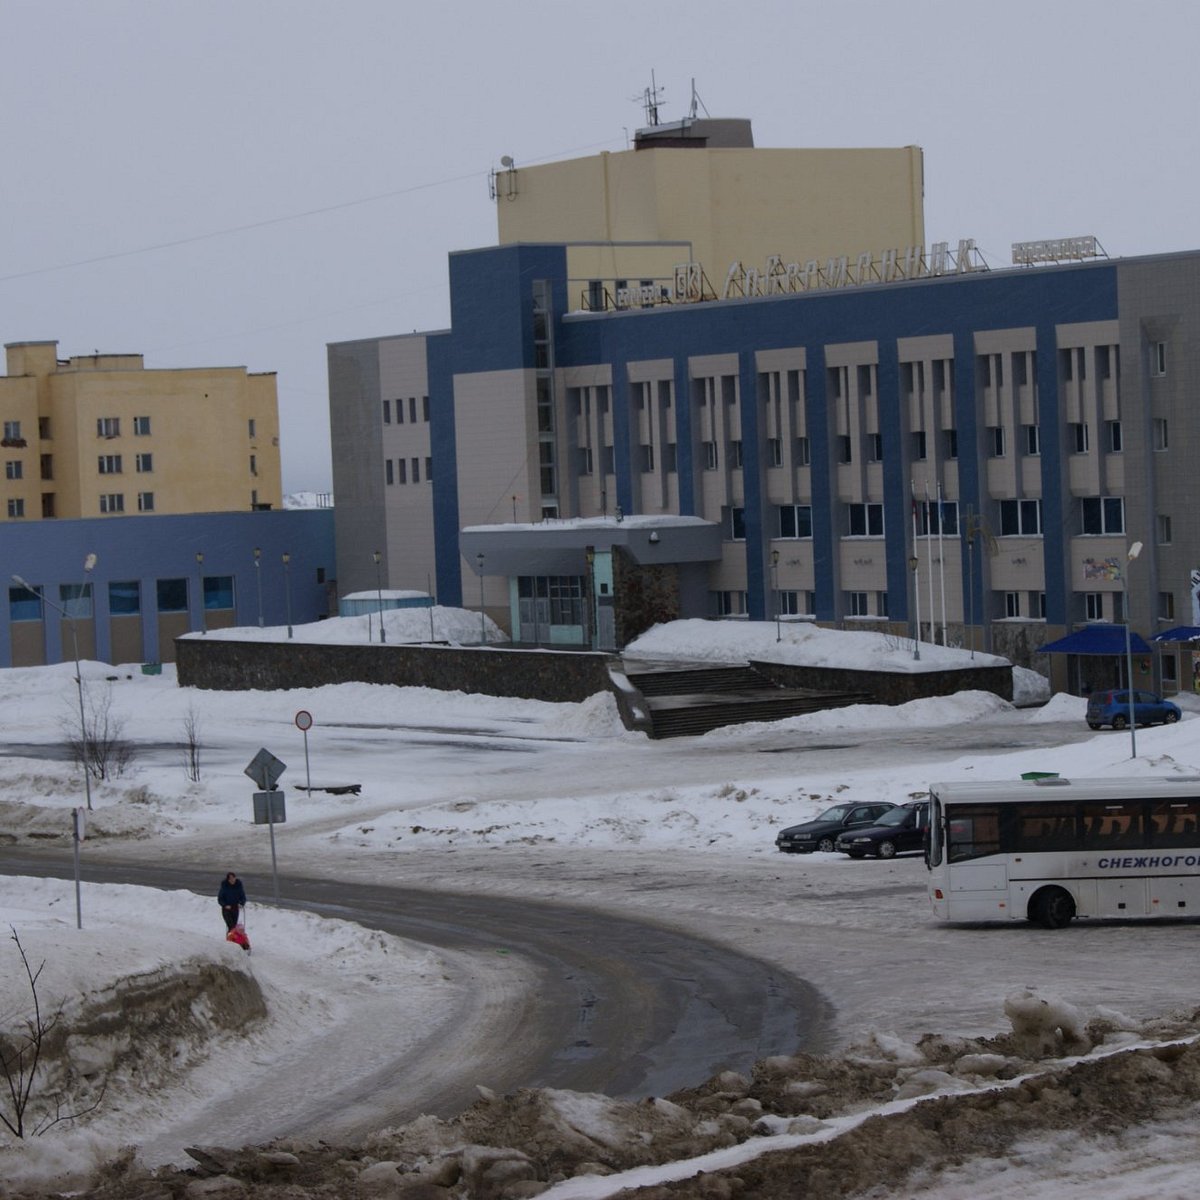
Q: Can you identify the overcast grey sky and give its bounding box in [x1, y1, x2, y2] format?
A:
[4, 1, 1198, 495]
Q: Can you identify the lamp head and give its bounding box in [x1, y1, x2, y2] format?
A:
[83, 553, 97, 573]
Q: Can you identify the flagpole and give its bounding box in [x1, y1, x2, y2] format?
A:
[937, 480, 948, 645]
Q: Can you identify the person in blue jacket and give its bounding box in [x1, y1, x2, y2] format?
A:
[218, 871, 246, 932]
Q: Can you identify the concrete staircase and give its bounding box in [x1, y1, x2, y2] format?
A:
[621, 659, 870, 739]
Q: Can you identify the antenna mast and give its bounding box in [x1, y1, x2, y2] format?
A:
[642, 70, 664, 126]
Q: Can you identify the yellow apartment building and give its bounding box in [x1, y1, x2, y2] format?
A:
[0, 341, 282, 520]
[494, 117, 925, 311]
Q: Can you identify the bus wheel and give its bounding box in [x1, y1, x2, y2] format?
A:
[1031, 887, 1076, 929]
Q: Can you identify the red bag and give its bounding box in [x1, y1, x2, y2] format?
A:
[226, 924, 251, 953]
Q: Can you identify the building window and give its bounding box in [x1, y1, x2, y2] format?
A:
[5, 460, 21, 480]
[1157, 514, 1172, 545]
[100, 493, 124, 513]
[918, 500, 959, 536]
[410, 457, 420, 484]
[713, 590, 747, 617]
[999, 498, 1043, 536]
[108, 580, 140, 615]
[1160, 591, 1176, 621]
[868, 433, 884, 463]
[987, 426, 1005, 457]
[385, 459, 394, 485]
[382, 400, 391, 424]
[204, 576, 235, 610]
[409, 397, 417, 423]
[97, 417, 120, 438]
[767, 437, 783, 467]
[59, 583, 93, 619]
[1034, 591, 1047, 619]
[247, 418, 255, 438]
[137, 491, 154, 511]
[601, 445, 614, 475]
[1085, 592, 1104, 621]
[777, 590, 800, 616]
[877, 591, 890, 618]
[847, 503, 884, 537]
[779, 504, 813, 539]
[725, 506, 746, 541]
[134, 415, 151, 436]
[1105, 420, 1122, 453]
[135, 453, 153, 473]
[640, 443, 655, 473]
[38, 417, 51, 439]
[1003, 591, 1021, 618]
[425, 456, 433, 481]
[910, 431, 926, 461]
[98, 455, 122, 474]
[7, 498, 24, 518]
[838, 435, 853, 464]
[578, 447, 592, 476]
[1024, 425, 1040, 456]
[703, 441, 718, 470]
[1163, 653, 1179, 686]
[795, 436, 811, 466]
[9, 583, 40, 620]
[943, 428, 958, 460]
[730, 440, 743, 468]
[250, 454, 258, 477]
[40, 455, 52, 481]
[1153, 418, 1169, 451]
[156, 578, 188, 613]
[847, 591, 870, 617]
[397, 458, 407, 484]
[395, 398, 405, 424]
[1081, 496, 1125, 535]
[1070, 423, 1089, 454]
[1151, 340, 1167, 377]
[3, 421, 20, 441]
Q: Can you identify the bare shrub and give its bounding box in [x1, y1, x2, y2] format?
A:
[0, 927, 105, 1138]
[182, 704, 202, 782]
[61, 683, 134, 782]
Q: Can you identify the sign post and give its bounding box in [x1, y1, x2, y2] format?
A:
[72, 807, 85, 930]
[244, 749, 287, 903]
[295, 710, 313, 794]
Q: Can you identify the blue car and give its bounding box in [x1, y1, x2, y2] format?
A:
[1086, 689, 1181, 731]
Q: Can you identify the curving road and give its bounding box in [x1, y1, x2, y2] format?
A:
[0, 852, 831, 1140]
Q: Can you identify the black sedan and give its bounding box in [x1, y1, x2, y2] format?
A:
[775, 802, 897, 854]
[835, 800, 930, 859]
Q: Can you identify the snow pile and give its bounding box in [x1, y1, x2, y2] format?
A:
[626, 618, 1009, 673]
[183, 604, 503, 646]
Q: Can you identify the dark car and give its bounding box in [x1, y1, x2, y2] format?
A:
[835, 800, 930, 859]
[775, 802, 896, 854]
[1086, 689, 1181, 731]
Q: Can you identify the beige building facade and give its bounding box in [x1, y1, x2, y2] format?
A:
[0, 341, 281, 521]
[495, 118, 925, 312]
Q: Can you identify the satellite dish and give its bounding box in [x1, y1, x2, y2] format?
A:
[500, 155, 514, 168]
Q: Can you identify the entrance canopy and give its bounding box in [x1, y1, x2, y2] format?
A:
[1151, 626, 1200, 643]
[1039, 625, 1153, 655]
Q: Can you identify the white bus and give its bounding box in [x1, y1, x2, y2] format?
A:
[927, 776, 1200, 928]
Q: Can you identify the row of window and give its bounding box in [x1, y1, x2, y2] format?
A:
[2, 416, 260, 443]
[385, 457, 433, 486]
[9, 575, 235, 621]
[382, 396, 430, 425]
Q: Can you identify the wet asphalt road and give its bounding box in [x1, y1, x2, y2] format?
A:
[0, 852, 831, 1128]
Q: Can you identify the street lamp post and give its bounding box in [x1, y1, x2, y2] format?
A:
[13, 557, 96, 815]
[771, 549, 781, 642]
[1123, 540, 1144, 759]
[372, 550, 386, 643]
[253, 546, 263, 628]
[195, 551, 205, 634]
[282, 552, 293, 639]
[910, 555, 921, 661]
[476, 551, 486, 644]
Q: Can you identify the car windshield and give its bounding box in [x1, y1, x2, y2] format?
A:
[816, 804, 855, 822]
[876, 806, 912, 827]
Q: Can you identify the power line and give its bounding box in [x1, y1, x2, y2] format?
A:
[0, 136, 623, 285]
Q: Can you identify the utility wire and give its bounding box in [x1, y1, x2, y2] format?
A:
[0, 136, 623, 285]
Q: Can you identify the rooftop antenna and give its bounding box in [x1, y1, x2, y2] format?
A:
[641, 70, 664, 126]
[689, 79, 710, 119]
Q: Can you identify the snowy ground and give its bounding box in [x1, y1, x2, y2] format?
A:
[2, 614, 1200, 1196]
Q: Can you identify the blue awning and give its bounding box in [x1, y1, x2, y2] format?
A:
[1039, 626, 1153, 655]
[1151, 626, 1200, 643]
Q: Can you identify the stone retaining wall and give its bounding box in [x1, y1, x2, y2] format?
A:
[175, 638, 616, 704]
[748, 659, 1013, 705]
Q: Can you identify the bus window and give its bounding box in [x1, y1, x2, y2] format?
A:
[1149, 800, 1200, 847]
[1080, 803, 1141, 850]
[946, 807, 1001, 862]
[1013, 802, 1076, 852]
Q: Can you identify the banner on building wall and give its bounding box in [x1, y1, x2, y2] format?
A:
[1190, 568, 1200, 624]
[1083, 557, 1121, 582]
